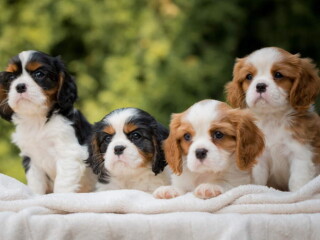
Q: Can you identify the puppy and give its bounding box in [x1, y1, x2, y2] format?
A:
[86, 108, 170, 193]
[226, 47, 320, 191]
[0, 50, 96, 194]
[153, 100, 264, 199]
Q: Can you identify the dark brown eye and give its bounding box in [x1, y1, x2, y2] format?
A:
[213, 131, 224, 139]
[274, 72, 283, 79]
[184, 133, 192, 141]
[246, 74, 253, 81]
[104, 134, 113, 142]
[130, 132, 141, 141]
[33, 70, 45, 80]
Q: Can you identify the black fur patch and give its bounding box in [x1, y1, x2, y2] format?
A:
[22, 156, 31, 173]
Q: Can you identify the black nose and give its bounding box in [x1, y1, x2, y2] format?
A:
[256, 83, 267, 93]
[16, 83, 27, 93]
[114, 145, 126, 155]
[195, 148, 208, 161]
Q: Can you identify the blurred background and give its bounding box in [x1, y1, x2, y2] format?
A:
[0, 0, 319, 183]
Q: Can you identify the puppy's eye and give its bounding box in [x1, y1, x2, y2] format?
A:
[130, 132, 141, 140]
[9, 74, 16, 81]
[33, 70, 45, 80]
[274, 72, 283, 79]
[246, 74, 253, 81]
[213, 131, 224, 139]
[104, 134, 113, 142]
[183, 133, 192, 141]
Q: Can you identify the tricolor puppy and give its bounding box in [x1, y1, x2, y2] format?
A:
[0, 50, 96, 194]
[226, 47, 320, 191]
[153, 100, 264, 199]
[86, 108, 170, 192]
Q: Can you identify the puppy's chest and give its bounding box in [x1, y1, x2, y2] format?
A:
[258, 119, 303, 165]
[12, 115, 77, 173]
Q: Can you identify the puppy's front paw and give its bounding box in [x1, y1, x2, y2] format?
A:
[153, 186, 183, 199]
[194, 184, 223, 199]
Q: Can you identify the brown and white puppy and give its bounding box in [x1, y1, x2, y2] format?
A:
[0, 50, 96, 194]
[226, 47, 320, 191]
[153, 100, 264, 199]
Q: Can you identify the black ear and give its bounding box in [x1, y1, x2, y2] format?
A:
[54, 57, 78, 112]
[0, 72, 14, 121]
[151, 121, 169, 175]
[85, 124, 110, 184]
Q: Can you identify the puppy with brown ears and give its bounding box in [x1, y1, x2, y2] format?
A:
[226, 47, 320, 191]
[153, 100, 264, 199]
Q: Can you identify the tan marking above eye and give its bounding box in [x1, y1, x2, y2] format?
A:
[6, 64, 18, 73]
[26, 62, 43, 72]
[123, 123, 138, 134]
[103, 125, 115, 135]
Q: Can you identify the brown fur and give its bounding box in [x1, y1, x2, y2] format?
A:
[123, 123, 138, 134]
[164, 113, 184, 175]
[221, 109, 265, 170]
[103, 125, 116, 135]
[289, 111, 320, 164]
[6, 63, 18, 72]
[26, 62, 43, 72]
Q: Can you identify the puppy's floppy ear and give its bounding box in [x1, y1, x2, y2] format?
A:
[225, 58, 247, 108]
[85, 124, 109, 183]
[151, 121, 169, 175]
[0, 72, 13, 121]
[54, 57, 78, 111]
[290, 56, 320, 110]
[164, 113, 183, 175]
[227, 109, 265, 170]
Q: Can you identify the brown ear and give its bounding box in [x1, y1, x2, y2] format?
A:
[164, 113, 183, 175]
[0, 72, 13, 121]
[228, 109, 265, 170]
[225, 58, 246, 108]
[290, 57, 320, 110]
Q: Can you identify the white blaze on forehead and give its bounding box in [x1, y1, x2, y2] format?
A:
[246, 47, 283, 75]
[184, 100, 222, 137]
[103, 108, 138, 134]
[19, 50, 36, 70]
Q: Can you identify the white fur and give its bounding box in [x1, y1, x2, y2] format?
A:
[97, 109, 170, 193]
[244, 47, 317, 191]
[12, 113, 94, 194]
[8, 51, 95, 194]
[153, 100, 252, 199]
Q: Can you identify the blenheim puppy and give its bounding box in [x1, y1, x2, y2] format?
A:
[226, 47, 320, 191]
[0, 50, 96, 194]
[153, 100, 264, 199]
[86, 108, 170, 193]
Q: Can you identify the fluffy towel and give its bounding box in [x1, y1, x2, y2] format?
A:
[1, 173, 320, 239]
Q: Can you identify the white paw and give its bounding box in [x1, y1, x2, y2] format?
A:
[194, 184, 223, 199]
[153, 186, 182, 199]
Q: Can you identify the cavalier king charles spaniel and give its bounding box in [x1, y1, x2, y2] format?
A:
[0, 50, 96, 194]
[153, 100, 264, 199]
[86, 108, 170, 193]
[226, 47, 320, 191]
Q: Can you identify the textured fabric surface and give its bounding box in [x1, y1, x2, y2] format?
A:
[1, 174, 320, 239]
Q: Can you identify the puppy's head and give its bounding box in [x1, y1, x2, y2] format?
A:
[165, 100, 264, 175]
[226, 47, 320, 112]
[86, 108, 169, 183]
[1, 50, 77, 118]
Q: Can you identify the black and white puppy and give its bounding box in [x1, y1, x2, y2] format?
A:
[0, 50, 96, 194]
[86, 108, 170, 193]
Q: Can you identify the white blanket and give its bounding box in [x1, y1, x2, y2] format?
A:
[1, 173, 320, 239]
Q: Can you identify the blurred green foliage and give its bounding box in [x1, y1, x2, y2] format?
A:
[0, 0, 319, 183]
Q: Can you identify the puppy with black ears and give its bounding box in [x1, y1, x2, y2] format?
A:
[0, 50, 96, 194]
[154, 100, 264, 199]
[86, 108, 170, 193]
